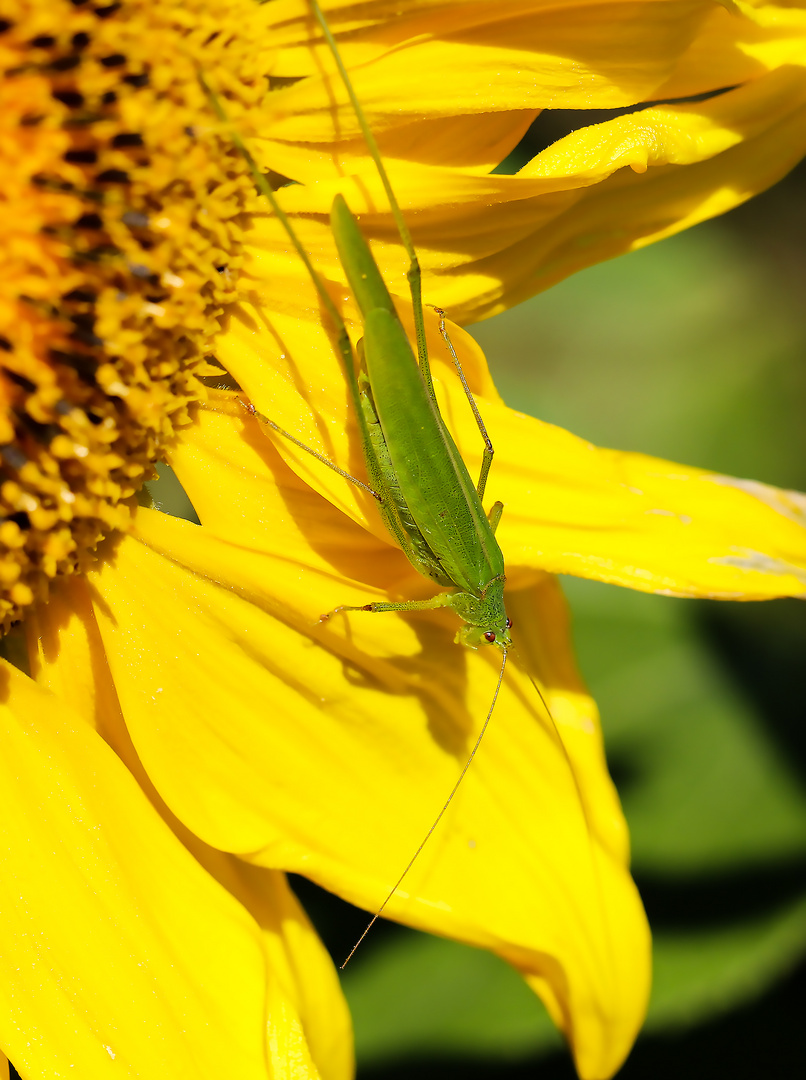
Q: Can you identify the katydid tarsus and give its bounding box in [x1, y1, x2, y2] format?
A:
[209, 0, 555, 967]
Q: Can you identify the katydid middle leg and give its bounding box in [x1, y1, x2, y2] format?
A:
[434, 308, 495, 501]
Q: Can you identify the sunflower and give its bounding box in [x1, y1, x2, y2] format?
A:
[1, 1, 805, 1079]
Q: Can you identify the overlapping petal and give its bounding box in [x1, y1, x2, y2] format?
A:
[653, 0, 806, 98]
[0, 654, 351, 1079]
[7, 1, 804, 1077]
[215, 283, 806, 600]
[45, 498, 644, 1080]
[264, 0, 720, 134]
[48, 312, 805, 1075]
[246, 0, 806, 319]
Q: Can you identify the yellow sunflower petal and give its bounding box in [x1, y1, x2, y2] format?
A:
[453, 65, 806, 318]
[260, 110, 537, 183]
[258, 0, 797, 183]
[248, 62, 806, 321]
[264, 0, 719, 127]
[210, 293, 806, 601]
[652, 0, 806, 99]
[25, 578, 353, 1080]
[206, 860, 354, 1080]
[237, 868, 354, 1080]
[441, 387, 806, 600]
[81, 511, 647, 1079]
[0, 657, 333, 1079]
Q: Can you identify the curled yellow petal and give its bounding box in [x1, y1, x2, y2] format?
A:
[247, 20, 806, 320]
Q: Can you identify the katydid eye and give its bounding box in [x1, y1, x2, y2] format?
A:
[506, 618, 512, 629]
[484, 631, 496, 643]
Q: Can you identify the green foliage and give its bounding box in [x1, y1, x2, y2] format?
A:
[344, 932, 559, 1064]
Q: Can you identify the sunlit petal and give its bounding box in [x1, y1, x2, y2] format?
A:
[7, 1, 801, 1076]
[79, 508, 647, 1079]
[247, 17, 806, 319]
[211, 297, 806, 601]
[652, 0, 806, 98]
[25, 580, 354, 1080]
[0, 658, 334, 1079]
[265, 0, 719, 130]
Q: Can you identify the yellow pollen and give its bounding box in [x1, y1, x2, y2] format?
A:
[0, 0, 274, 628]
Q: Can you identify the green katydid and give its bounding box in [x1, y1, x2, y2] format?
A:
[206, 0, 553, 964]
[320, 192, 514, 964]
[296, 1, 512, 655]
[319, 194, 512, 654]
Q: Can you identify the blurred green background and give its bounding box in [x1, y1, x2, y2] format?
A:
[292, 152, 806, 1077]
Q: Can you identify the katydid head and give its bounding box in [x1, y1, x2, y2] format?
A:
[449, 586, 511, 651]
[455, 615, 512, 652]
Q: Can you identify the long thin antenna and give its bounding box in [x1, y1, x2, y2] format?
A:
[525, 666, 617, 980]
[309, 0, 433, 394]
[526, 672, 555, 730]
[341, 649, 508, 968]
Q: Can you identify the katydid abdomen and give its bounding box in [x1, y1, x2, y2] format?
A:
[363, 307, 506, 603]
